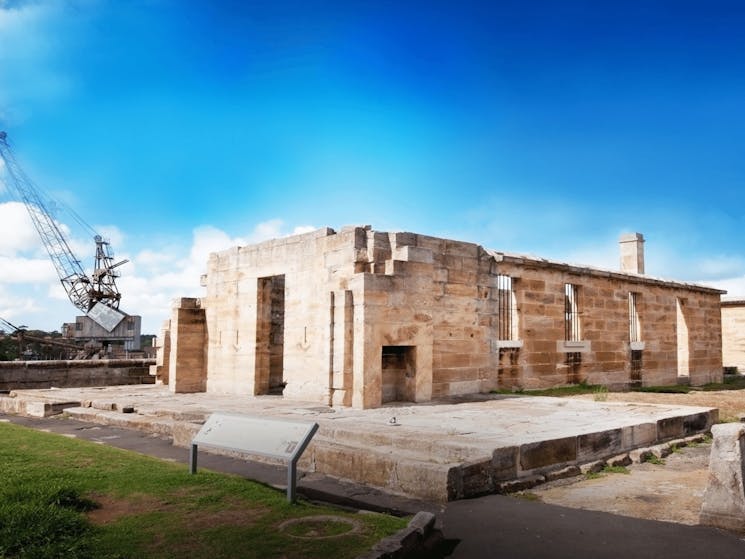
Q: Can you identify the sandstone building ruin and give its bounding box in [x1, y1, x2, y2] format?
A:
[154, 226, 724, 409]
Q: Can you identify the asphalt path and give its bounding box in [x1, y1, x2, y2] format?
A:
[4, 413, 745, 558]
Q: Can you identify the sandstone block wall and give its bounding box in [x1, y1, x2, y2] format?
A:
[169, 226, 724, 408]
[0, 359, 155, 391]
[168, 298, 207, 393]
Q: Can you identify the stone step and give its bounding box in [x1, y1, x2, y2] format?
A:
[308, 440, 459, 502]
[316, 424, 490, 463]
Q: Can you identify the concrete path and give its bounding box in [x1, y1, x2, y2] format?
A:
[442, 494, 745, 558]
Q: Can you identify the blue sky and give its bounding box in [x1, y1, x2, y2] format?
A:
[1, 0, 745, 334]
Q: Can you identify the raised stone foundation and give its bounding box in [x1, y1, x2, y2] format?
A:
[0, 385, 717, 502]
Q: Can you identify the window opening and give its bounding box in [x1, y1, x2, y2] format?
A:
[629, 292, 640, 342]
[497, 275, 517, 340]
[564, 284, 581, 341]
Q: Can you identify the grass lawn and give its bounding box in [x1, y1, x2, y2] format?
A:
[0, 421, 407, 559]
[492, 374, 745, 398]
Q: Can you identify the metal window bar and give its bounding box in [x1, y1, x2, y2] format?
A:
[564, 284, 581, 341]
[497, 275, 513, 340]
[628, 292, 640, 342]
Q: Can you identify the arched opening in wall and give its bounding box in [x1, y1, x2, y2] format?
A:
[381, 346, 416, 403]
[255, 275, 286, 395]
[676, 298, 690, 381]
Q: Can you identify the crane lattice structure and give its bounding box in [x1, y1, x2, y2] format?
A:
[0, 131, 127, 331]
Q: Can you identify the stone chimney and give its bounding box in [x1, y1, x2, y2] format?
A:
[619, 233, 645, 274]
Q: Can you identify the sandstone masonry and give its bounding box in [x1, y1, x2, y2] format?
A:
[155, 226, 724, 409]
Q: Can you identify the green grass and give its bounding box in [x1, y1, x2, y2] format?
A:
[700, 375, 745, 391]
[492, 382, 603, 398]
[511, 491, 542, 502]
[0, 422, 407, 559]
[634, 375, 745, 395]
[493, 374, 745, 400]
[585, 464, 630, 479]
[632, 385, 692, 394]
[642, 454, 666, 466]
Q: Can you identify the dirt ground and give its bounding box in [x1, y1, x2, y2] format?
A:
[572, 389, 745, 422]
[527, 389, 745, 525]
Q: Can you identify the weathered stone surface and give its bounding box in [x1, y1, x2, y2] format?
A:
[545, 465, 581, 482]
[580, 460, 607, 474]
[608, 453, 632, 467]
[6, 383, 715, 502]
[683, 411, 715, 434]
[0, 360, 154, 391]
[491, 446, 519, 481]
[621, 422, 657, 448]
[157, 226, 723, 409]
[497, 475, 546, 493]
[577, 429, 622, 462]
[520, 437, 577, 471]
[657, 416, 684, 441]
[700, 423, 745, 532]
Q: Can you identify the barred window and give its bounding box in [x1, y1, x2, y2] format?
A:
[564, 284, 581, 341]
[497, 275, 518, 340]
[629, 292, 641, 342]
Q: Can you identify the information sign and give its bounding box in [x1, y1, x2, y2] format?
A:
[190, 412, 319, 503]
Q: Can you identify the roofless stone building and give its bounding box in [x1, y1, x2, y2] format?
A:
[153, 226, 724, 409]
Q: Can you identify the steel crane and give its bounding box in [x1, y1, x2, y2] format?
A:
[0, 131, 128, 332]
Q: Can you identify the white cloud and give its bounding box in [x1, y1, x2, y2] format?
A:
[701, 276, 745, 298]
[244, 219, 316, 244]
[0, 255, 56, 283]
[0, 214, 316, 333]
[292, 225, 316, 235]
[116, 219, 316, 333]
[696, 255, 745, 279]
[0, 201, 40, 254]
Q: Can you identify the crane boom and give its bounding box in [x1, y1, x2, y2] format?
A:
[0, 131, 127, 331]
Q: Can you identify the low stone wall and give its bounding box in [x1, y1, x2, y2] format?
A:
[0, 359, 156, 391]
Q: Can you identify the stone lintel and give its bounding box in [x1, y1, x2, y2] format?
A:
[556, 340, 591, 353]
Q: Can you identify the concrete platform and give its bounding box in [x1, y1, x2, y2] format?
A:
[0, 385, 717, 502]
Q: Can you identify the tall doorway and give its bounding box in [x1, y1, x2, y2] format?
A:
[255, 275, 285, 395]
[676, 298, 689, 380]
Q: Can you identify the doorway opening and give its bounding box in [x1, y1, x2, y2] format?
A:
[676, 298, 689, 380]
[255, 275, 285, 395]
[630, 350, 643, 386]
[381, 346, 416, 403]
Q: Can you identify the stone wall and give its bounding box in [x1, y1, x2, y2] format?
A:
[168, 226, 724, 409]
[168, 298, 207, 393]
[0, 359, 155, 391]
[722, 299, 745, 372]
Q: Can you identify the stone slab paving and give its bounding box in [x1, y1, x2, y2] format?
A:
[0, 385, 717, 502]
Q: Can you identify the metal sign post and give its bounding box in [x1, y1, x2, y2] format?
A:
[189, 412, 319, 503]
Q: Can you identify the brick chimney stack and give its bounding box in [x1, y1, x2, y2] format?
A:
[619, 233, 645, 274]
